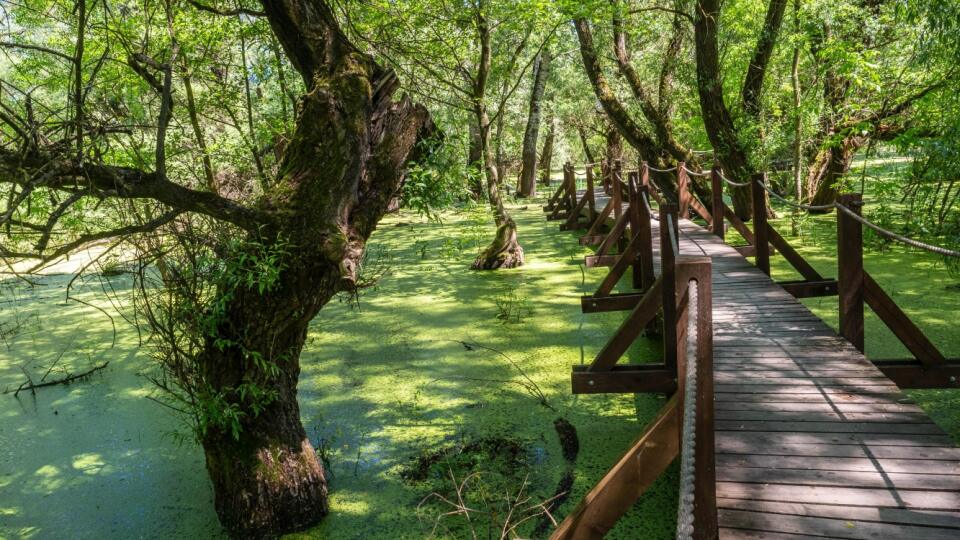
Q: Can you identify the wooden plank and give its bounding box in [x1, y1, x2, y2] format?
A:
[720, 466, 960, 490]
[550, 396, 680, 540]
[779, 279, 838, 299]
[719, 508, 960, 540]
[580, 292, 644, 313]
[715, 419, 942, 435]
[716, 431, 954, 447]
[716, 482, 960, 510]
[717, 441, 960, 460]
[717, 499, 960, 530]
[583, 254, 619, 268]
[571, 365, 676, 394]
[875, 360, 960, 389]
[717, 454, 960, 475]
[719, 528, 827, 540]
[716, 410, 932, 423]
[837, 193, 865, 352]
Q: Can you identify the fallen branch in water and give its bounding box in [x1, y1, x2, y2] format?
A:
[9, 361, 109, 397]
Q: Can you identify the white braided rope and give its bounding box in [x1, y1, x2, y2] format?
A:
[681, 166, 712, 177]
[716, 171, 751, 187]
[647, 165, 679, 173]
[675, 282, 699, 539]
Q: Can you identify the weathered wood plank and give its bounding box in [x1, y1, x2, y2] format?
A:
[716, 498, 960, 529]
[720, 508, 960, 540]
[717, 482, 960, 510]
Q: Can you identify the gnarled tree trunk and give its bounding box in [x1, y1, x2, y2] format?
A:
[203, 1, 433, 535]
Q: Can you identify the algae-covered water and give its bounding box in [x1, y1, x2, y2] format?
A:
[2, 185, 958, 539]
[0, 202, 676, 539]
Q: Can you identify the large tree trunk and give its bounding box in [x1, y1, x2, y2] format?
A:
[539, 114, 555, 186]
[807, 136, 864, 208]
[203, 1, 433, 535]
[605, 123, 624, 166]
[518, 51, 550, 197]
[694, 0, 784, 219]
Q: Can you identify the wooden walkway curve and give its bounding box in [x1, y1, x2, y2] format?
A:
[550, 167, 960, 539]
[672, 218, 960, 539]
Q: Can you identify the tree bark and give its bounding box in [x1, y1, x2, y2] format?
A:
[539, 113, 555, 185]
[468, 121, 484, 198]
[575, 122, 596, 164]
[573, 18, 660, 165]
[694, 0, 783, 219]
[790, 0, 803, 232]
[518, 50, 550, 197]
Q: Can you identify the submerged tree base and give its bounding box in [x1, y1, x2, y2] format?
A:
[472, 220, 524, 270]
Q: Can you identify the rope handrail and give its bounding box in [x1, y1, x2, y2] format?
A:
[716, 170, 751, 188]
[681, 165, 712, 177]
[753, 180, 960, 257]
[647, 164, 679, 173]
[834, 203, 960, 258]
[756, 180, 836, 211]
[675, 281, 699, 539]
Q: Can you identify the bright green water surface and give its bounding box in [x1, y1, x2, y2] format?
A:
[1, 176, 958, 538]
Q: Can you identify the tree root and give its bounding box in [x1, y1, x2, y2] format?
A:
[472, 220, 524, 270]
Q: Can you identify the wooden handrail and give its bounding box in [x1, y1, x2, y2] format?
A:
[558, 255, 716, 539]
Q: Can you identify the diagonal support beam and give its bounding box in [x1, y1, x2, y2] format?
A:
[549, 394, 680, 540]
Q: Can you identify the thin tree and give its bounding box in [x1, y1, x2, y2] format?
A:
[518, 49, 551, 197]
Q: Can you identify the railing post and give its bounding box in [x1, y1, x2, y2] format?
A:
[612, 159, 623, 222]
[838, 193, 865, 353]
[627, 172, 642, 289]
[751, 173, 770, 275]
[586, 165, 596, 221]
[660, 203, 679, 374]
[674, 256, 717, 540]
[637, 187, 656, 290]
[711, 164, 724, 240]
[566, 163, 577, 213]
[677, 162, 690, 220]
[602, 161, 611, 195]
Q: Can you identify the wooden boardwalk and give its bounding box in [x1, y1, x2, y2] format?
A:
[568, 186, 960, 538]
[669, 219, 960, 539]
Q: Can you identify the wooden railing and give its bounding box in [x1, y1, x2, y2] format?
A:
[548, 157, 960, 389]
[552, 235, 716, 539]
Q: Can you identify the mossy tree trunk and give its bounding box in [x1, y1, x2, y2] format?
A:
[189, 1, 435, 535]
